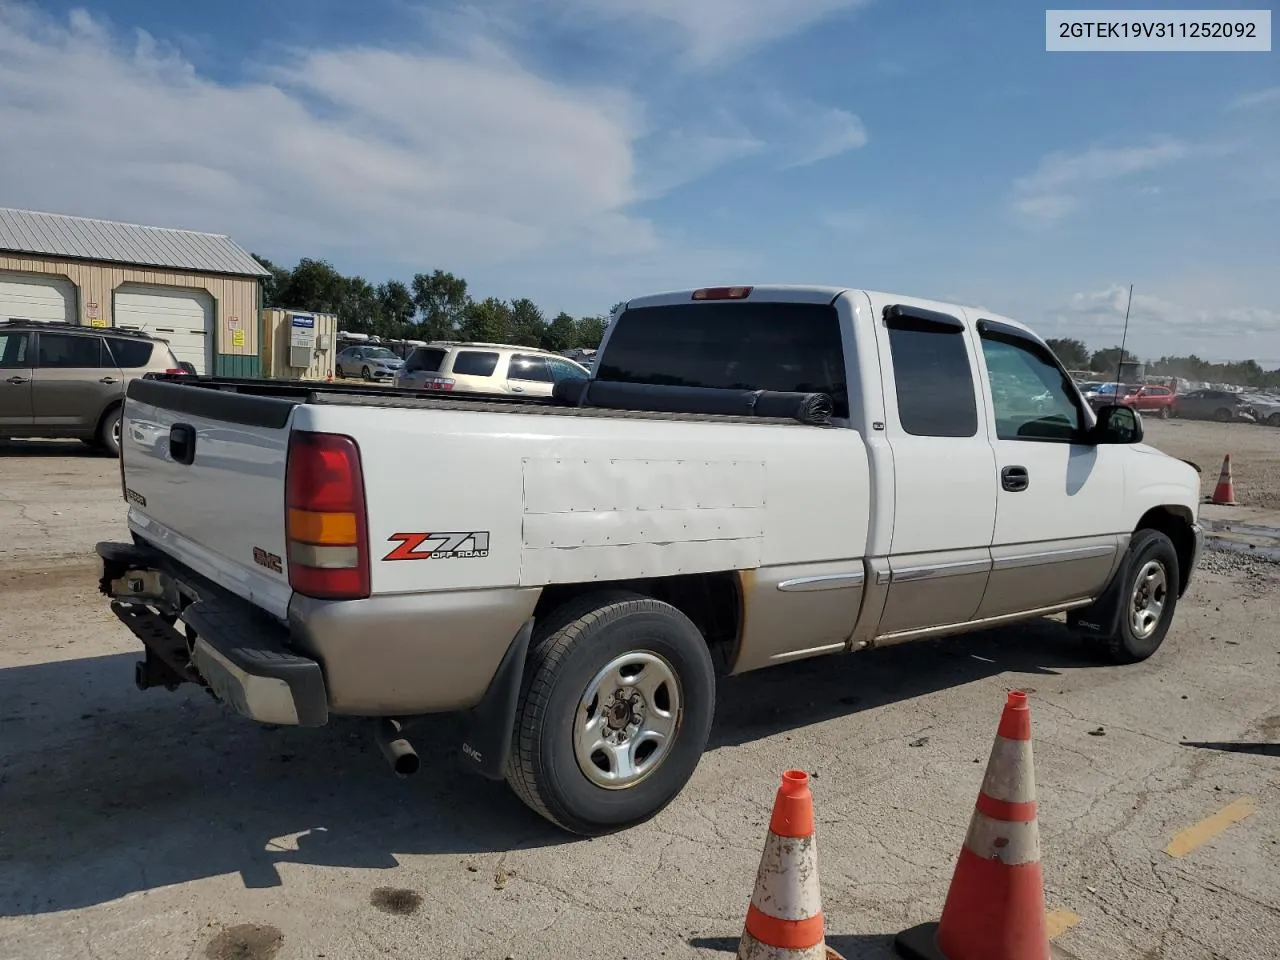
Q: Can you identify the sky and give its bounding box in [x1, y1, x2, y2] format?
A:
[1, 0, 1277, 365]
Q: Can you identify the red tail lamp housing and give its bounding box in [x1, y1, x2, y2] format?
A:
[284, 431, 371, 600]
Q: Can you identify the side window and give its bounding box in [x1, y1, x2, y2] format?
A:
[104, 337, 154, 369]
[980, 334, 1085, 442]
[450, 350, 500, 377]
[508, 354, 554, 382]
[885, 316, 978, 437]
[37, 334, 106, 369]
[548, 358, 588, 382]
[0, 332, 30, 368]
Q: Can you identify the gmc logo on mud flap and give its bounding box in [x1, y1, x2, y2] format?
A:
[383, 531, 490, 561]
[253, 547, 283, 574]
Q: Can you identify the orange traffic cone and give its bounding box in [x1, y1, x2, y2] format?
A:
[1210, 455, 1237, 505]
[737, 770, 844, 960]
[895, 691, 1050, 960]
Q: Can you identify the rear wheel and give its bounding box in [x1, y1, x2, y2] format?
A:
[362, 365, 372, 381]
[1094, 528, 1180, 665]
[335, 364, 345, 379]
[1268, 413, 1280, 427]
[1159, 406, 1170, 420]
[505, 591, 716, 836]
[99, 407, 122, 457]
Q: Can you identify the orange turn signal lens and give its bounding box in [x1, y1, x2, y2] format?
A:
[287, 508, 358, 545]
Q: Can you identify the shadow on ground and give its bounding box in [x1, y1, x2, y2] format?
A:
[0, 616, 1098, 916]
[691, 933, 896, 958]
[0, 439, 104, 458]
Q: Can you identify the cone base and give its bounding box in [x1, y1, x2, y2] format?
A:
[894, 922, 1073, 960]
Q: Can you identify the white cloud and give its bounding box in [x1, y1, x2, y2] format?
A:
[1227, 87, 1280, 110]
[1011, 139, 1190, 223]
[558, 0, 874, 67]
[1041, 284, 1280, 364]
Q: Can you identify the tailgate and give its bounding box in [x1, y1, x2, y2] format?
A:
[120, 378, 299, 619]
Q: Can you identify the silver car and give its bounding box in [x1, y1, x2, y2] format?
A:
[335, 345, 404, 382]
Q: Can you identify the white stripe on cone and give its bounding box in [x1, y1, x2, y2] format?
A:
[748, 833, 823, 922]
[979, 736, 1037, 804]
[738, 929, 830, 960]
[962, 809, 1042, 865]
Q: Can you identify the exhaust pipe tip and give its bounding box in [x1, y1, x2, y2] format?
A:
[375, 718, 420, 778]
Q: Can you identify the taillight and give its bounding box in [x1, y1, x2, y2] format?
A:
[164, 368, 189, 376]
[284, 431, 371, 600]
[419, 377, 455, 391]
[692, 286, 752, 300]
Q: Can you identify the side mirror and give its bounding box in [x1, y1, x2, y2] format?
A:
[1092, 403, 1143, 444]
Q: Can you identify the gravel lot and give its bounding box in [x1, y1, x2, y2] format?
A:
[1, 420, 1278, 960]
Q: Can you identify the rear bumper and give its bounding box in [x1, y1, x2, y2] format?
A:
[97, 540, 328, 727]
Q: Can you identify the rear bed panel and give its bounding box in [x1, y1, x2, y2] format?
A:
[121, 382, 297, 619]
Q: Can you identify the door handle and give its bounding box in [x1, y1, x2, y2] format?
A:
[169, 423, 197, 465]
[99, 376, 119, 384]
[5, 375, 29, 385]
[510, 385, 524, 392]
[1001, 465, 1029, 492]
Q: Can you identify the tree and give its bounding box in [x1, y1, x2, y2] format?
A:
[573, 315, 609, 350]
[1089, 346, 1138, 375]
[412, 270, 469, 341]
[460, 297, 514, 342]
[508, 298, 546, 347]
[541, 312, 578, 352]
[377, 280, 416, 336]
[252, 253, 292, 308]
[279, 258, 350, 315]
[1044, 337, 1090, 370]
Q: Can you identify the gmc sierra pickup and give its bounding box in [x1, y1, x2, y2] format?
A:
[97, 284, 1204, 835]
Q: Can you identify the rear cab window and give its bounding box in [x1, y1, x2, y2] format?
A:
[405, 347, 447, 373]
[105, 337, 156, 369]
[882, 308, 978, 437]
[449, 350, 501, 378]
[595, 300, 849, 417]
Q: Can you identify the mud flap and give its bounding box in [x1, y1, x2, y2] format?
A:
[1068, 549, 1134, 638]
[459, 618, 533, 780]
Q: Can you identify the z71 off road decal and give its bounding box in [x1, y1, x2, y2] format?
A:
[383, 531, 490, 561]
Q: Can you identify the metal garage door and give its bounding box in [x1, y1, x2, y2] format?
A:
[0, 272, 75, 324]
[114, 285, 214, 375]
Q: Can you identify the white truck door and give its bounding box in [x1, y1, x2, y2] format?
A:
[866, 297, 998, 637]
[970, 316, 1129, 619]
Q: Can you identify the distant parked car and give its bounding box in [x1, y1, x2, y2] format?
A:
[335, 345, 404, 382]
[1172, 389, 1256, 423]
[1117, 385, 1177, 419]
[395, 342, 589, 397]
[1243, 393, 1280, 427]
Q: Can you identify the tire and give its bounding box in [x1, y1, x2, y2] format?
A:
[505, 590, 716, 836]
[1268, 413, 1280, 427]
[362, 365, 372, 381]
[1095, 528, 1180, 665]
[1159, 406, 1170, 420]
[99, 406, 122, 457]
[1214, 407, 1233, 423]
[335, 365, 345, 379]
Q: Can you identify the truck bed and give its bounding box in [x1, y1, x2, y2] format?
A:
[130, 375, 824, 427]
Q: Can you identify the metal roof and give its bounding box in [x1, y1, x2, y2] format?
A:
[0, 207, 270, 278]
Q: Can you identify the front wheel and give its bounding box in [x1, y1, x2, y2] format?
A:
[1268, 413, 1280, 427]
[505, 591, 716, 836]
[1215, 407, 1233, 422]
[1095, 528, 1180, 664]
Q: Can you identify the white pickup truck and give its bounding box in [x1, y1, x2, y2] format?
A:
[98, 284, 1204, 835]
